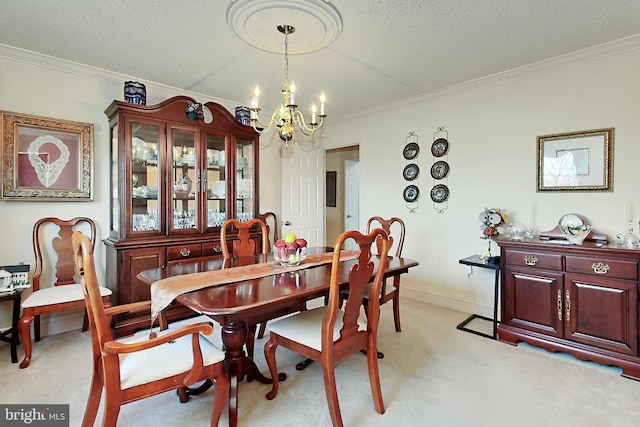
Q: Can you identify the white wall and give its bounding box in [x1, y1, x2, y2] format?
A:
[2, 39, 640, 334]
[0, 46, 281, 333]
[323, 40, 640, 316]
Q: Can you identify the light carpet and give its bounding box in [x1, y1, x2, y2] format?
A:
[1, 298, 639, 426]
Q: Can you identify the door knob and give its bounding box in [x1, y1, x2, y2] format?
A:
[284, 221, 292, 226]
[346, 215, 352, 218]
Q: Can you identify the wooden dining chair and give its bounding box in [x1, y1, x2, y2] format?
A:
[220, 218, 269, 359]
[258, 211, 279, 250]
[264, 228, 392, 427]
[363, 216, 406, 333]
[72, 232, 229, 427]
[18, 217, 112, 369]
[257, 211, 279, 340]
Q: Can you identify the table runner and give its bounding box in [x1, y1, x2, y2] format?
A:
[150, 250, 359, 323]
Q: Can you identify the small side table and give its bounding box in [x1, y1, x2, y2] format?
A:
[457, 255, 500, 340]
[0, 289, 23, 363]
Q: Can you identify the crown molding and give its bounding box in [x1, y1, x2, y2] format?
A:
[336, 34, 640, 123]
[0, 44, 238, 108]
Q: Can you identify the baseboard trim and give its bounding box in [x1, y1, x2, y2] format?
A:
[35, 309, 85, 338]
[402, 286, 495, 318]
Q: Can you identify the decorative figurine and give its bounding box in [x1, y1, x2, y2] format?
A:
[479, 207, 508, 262]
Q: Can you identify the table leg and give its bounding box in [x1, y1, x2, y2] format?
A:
[221, 321, 285, 427]
[11, 293, 20, 363]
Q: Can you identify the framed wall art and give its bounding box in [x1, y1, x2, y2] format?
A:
[536, 127, 613, 192]
[1, 111, 93, 201]
[326, 171, 337, 207]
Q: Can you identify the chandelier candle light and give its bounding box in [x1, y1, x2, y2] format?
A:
[250, 25, 326, 147]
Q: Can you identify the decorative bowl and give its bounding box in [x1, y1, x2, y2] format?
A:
[273, 246, 307, 266]
[558, 213, 592, 245]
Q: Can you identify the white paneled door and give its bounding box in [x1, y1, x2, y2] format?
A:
[281, 144, 325, 247]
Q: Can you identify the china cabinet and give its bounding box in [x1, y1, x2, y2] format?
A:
[104, 96, 259, 336]
[498, 239, 640, 380]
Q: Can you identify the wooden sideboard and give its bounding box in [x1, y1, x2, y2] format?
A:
[498, 238, 640, 380]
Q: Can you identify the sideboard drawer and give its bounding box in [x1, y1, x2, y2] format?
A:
[167, 243, 203, 261]
[565, 255, 638, 280]
[504, 250, 563, 271]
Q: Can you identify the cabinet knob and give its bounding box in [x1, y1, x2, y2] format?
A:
[179, 248, 191, 257]
[591, 262, 610, 274]
[213, 244, 222, 253]
[524, 255, 538, 266]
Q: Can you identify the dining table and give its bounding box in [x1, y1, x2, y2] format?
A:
[137, 247, 418, 427]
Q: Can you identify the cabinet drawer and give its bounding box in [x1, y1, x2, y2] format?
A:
[167, 243, 203, 261]
[565, 255, 638, 280]
[505, 250, 563, 271]
[202, 241, 224, 258]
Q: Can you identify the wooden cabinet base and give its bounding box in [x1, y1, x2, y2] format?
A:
[498, 323, 640, 381]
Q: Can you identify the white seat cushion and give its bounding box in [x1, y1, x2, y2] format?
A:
[22, 284, 112, 308]
[267, 307, 367, 351]
[115, 319, 225, 390]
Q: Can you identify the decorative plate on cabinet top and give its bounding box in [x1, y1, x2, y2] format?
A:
[430, 184, 449, 203]
[403, 163, 420, 181]
[431, 138, 449, 157]
[403, 185, 420, 202]
[403, 142, 420, 160]
[430, 160, 449, 179]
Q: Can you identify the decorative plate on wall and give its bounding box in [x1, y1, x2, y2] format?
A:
[403, 142, 420, 160]
[431, 138, 449, 157]
[430, 184, 450, 203]
[430, 160, 449, 179]
[403, 185, 420, 203]
[403, 163, 420, 181]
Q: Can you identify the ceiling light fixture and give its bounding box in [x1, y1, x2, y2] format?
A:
[249, 25, 326, 148]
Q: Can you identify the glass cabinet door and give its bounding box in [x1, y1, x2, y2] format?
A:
[236, 138, 254, 222]
[205, 133, 227, 229]
[169, 127, 198, 233]
[130, 123, 160, 233]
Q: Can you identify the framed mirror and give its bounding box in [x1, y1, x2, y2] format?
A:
[536, 127, 613, 192]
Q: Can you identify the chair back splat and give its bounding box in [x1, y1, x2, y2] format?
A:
[264, 228, 392, 427]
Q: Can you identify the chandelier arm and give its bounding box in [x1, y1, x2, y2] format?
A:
[251, 108, 283, 133]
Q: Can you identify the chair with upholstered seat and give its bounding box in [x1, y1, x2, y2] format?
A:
[258, 211, 279, 250]
[220, 218, 269, 359]
[72, 232, 229, 427]
[264, 228, 391, 427]
[18, 217, 112, 369]
[362, 216, 405, 333]
[257, 211, 279, 340]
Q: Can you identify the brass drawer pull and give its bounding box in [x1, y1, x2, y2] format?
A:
[524, 255, 538, 266]
[557, 289, 563, 321]
[591, 262, 610, 274]
[565, 289, 571, 322]
[213, 244, 222, 253]
[179, 248, 191, 257]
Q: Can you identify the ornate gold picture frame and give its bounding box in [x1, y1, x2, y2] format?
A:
[536, 127, 613, 192]
[1, 111, 93, 201]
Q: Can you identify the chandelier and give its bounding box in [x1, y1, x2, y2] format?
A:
[249, 25, 326, 147]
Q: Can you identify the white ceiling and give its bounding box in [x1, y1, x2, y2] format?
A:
[2, 0, 640, 119]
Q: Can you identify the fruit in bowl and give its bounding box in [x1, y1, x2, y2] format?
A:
[274, 234, 308, 266]
[273, 245, 307, 266]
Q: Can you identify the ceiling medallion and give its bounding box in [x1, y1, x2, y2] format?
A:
[227, 0, 343, 54]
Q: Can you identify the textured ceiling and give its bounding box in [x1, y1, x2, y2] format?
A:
[2, 0, 640, 119]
